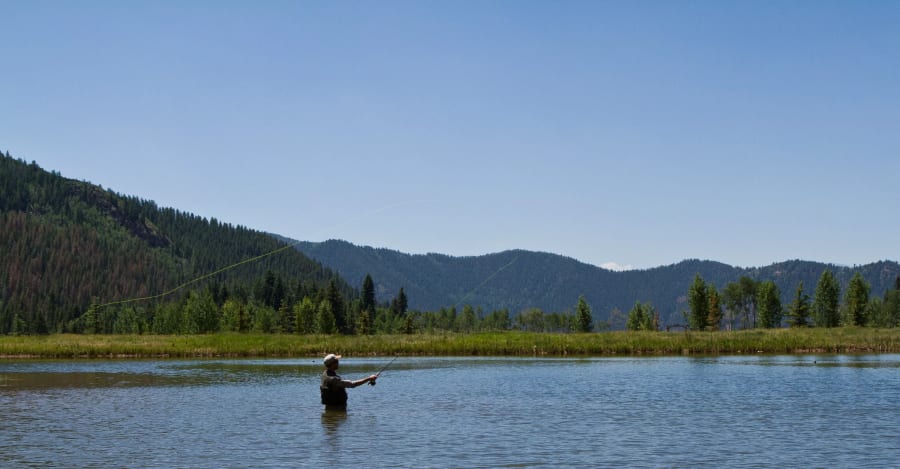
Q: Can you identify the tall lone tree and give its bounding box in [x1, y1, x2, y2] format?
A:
[575, 295, 593, 332]
[813, 270, 841, 327]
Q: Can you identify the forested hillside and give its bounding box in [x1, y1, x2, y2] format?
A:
[1, 151, 354, 334]
[292, 239, 900, 327]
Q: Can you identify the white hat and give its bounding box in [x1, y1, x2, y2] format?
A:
[323, 354, 342, 366]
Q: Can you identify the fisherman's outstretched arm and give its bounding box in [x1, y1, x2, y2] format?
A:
[349, 374, 379, 387]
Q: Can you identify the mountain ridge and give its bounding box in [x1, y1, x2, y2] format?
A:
[289, 238, 900, 327]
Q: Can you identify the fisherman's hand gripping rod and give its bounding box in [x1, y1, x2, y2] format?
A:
[369, 355, 398, 386]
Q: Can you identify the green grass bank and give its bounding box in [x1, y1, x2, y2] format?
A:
[3, 328, 900, 359]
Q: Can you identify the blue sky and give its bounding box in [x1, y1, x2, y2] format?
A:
[3, 1, 898, 270]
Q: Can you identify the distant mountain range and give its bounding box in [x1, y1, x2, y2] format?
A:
[290, 239, 900, 326]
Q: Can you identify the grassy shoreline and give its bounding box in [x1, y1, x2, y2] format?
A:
[2, 328, 900, 359]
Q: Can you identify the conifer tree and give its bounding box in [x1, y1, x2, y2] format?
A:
[361, 274, 376, 313]
[390, 287, 409, 317]
[360, 274, 376, 332]
[687, 274, 709, 331]
[325, 279, 348, 334]
[787, 282, 811, 327]
[880, 277, 900, 328]
[813, 270, 841, 327]
[756, 280, 783, 328]
[575, 295, 593, 332]
[843, 272, 870, 326]
[707, 286, 723, 331]
[316, 299, 337, 334]
[626, 301, 647, 331]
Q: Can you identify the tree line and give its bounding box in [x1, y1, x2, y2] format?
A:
[51, 271, 599, 336]
[624, 270, 900, 331]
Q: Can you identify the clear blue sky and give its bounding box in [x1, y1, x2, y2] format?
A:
[3, 1, 898, 270]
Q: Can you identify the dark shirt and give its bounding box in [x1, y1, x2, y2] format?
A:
[320, 369, 351, 407]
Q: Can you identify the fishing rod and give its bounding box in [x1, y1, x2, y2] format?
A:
[369, 355, 399, 386]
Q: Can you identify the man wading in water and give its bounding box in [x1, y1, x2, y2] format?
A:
[320, 354, 378, 410]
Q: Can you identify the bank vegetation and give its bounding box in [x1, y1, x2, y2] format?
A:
[2, 327, 900, 359]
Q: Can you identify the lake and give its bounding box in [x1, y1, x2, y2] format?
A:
[2, 355, 899, 468]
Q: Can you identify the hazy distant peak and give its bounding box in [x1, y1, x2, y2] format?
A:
[600, 262, 634, 271]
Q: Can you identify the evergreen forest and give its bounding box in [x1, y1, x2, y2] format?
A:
[0, 152, 354, 335]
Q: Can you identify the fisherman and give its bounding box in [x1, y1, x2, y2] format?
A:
[320, 354, 378, 410]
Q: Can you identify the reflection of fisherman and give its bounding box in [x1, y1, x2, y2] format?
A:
[320, 354, 378, 410]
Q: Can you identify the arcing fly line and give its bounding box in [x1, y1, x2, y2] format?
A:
[453, 255, 519, 309]
[94, 242, 300, 309]
[90, 199, 429, 311]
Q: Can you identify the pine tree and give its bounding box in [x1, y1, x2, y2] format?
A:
[843, 272, 870, 326]
[756, 280, 783, 328]
[358, 274, 376, 333]
[626, 301, 647, 331]
[707, 286, 723, 331]
[786, 282, 811, 327]
[390, 287, 408, 317]
[254, 271, 277, 308]
[575, 295, 593, 332]
[316, 299, 337, 334]
[813, 270, 841, 327]
[881, 279, 900, 328]
[361, 274, 376, 313]
[687, 274, 709, 331]
[325, 279, 348, 334]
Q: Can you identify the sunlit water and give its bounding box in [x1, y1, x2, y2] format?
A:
[2, 355, 899, 467]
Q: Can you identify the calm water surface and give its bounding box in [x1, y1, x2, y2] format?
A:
[2, 355, 899, 468]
